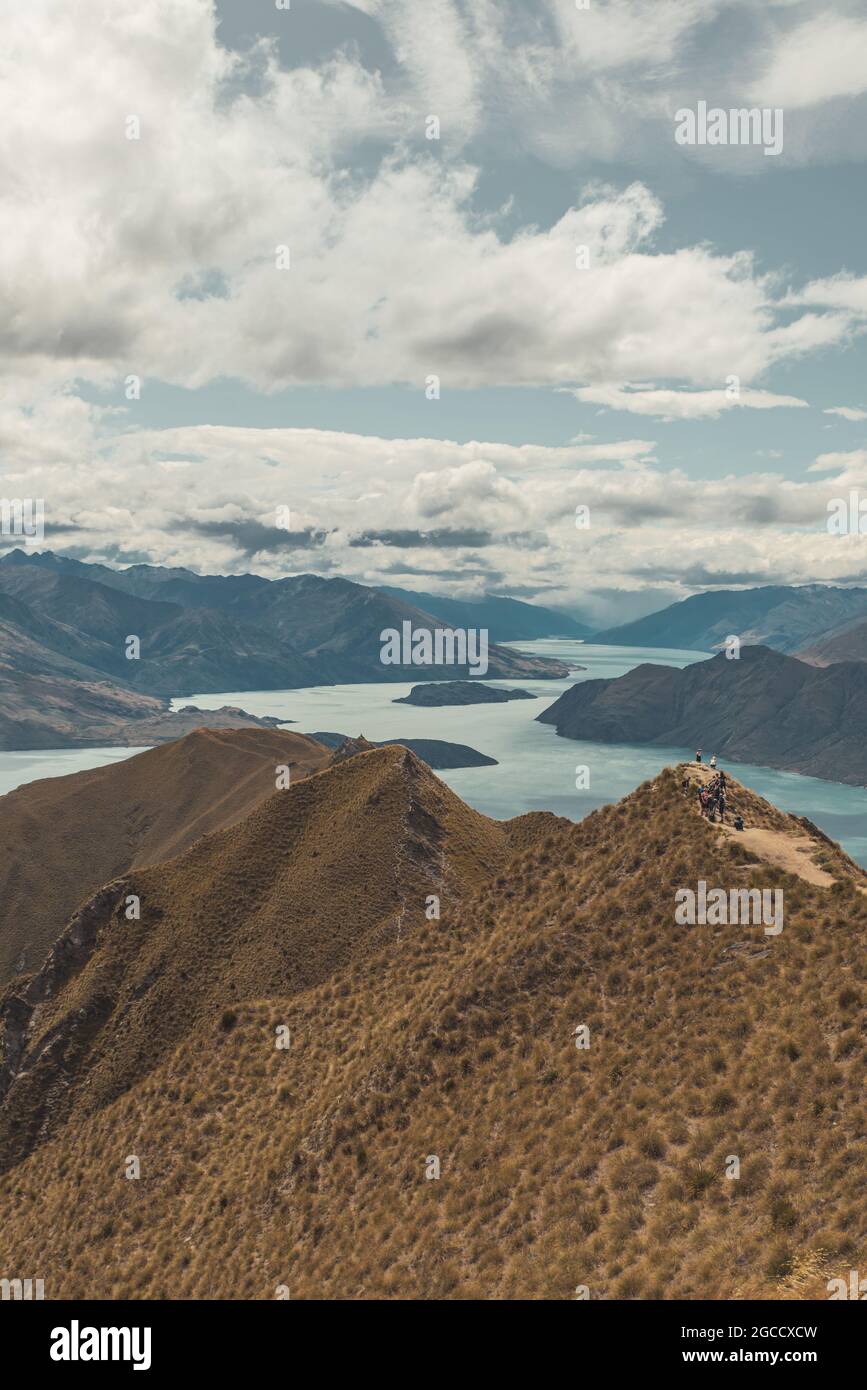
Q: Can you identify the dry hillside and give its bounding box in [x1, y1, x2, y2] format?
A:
[0, 727, 329, 985]
[1, 753, 866, 1299]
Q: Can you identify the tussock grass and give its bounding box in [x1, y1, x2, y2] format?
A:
[0, 758, 866, 1299]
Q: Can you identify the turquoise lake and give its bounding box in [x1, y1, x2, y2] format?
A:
[2, 642, 865, 866]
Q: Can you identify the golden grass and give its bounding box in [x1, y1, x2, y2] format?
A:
[1, 756, 865, 1299]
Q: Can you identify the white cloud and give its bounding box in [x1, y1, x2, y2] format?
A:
[4, 0, 867, 610]
[808, 449, 867, 475]
[0, 0, 862, 399]
[9, 404, 867, 604]
[788, 274, 867, 315]
[748, 15, 867, 109]
[824, 406, 867, 422]
[568, 383, 809, 421]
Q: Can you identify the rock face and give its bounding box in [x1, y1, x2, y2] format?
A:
[393, 681, 538, 706]
[593, 584, 867, 654]
[537, 644, 867, 785]
[312, 731, 498, 768]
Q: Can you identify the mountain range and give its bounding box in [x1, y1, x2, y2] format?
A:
[1, 736, 865, 1298]
[378, 585, 593, 641]
[538, 645, 867, 785]
[0, 551, 568, 749]
[799, 616, 867, 667]
[594, 584, 867, 656]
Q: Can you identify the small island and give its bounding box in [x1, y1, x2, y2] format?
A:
[308, 732, 497, 769]
[393, 681, 539, 707]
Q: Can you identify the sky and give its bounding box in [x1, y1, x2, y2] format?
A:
[3, 0, 867, 624]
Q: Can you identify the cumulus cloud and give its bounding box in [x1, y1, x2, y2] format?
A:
[748, 14, 867, 109]
[4, 0, 867, 614]
[7, 407, 867, 606]
[568, 383, 809, 421]
[824, 406, 867, 422]
[0, 1, 861, 398]
[788, 275, 867, 315]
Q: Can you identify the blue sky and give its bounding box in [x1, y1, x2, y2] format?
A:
[4, 0, 867, 624]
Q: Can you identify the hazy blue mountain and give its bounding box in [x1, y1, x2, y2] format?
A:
[378, 584, 593, 641]
[0, 553, 568, 748]
[593, 585, 867, 655]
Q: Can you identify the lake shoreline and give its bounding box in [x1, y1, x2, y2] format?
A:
[2, 642, 865, 867]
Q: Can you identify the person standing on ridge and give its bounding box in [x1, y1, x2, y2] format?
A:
[696, 748, 703, 764]
[710, 754, 717, 769]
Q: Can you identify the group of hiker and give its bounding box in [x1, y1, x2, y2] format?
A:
[682, 751, 744, 830]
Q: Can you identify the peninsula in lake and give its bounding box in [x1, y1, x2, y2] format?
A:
[538, 645, 867, 786]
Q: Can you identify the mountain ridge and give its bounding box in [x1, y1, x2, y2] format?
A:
[378, 584, 593, 641]
[1, 754, 865, 1298]
[537, 644, 867, 785]
[594, 584, 867, 656]
[0, 727, 330, 985]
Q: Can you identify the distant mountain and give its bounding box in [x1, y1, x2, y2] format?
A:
[798, 615, 867, 667]
[308, 731, 497, 768]
[0, 551, 568, 689]
[378, 585, 593, 641]
[537, 645, 867, 784]
[0, 728, 330, 986]
[593, 585, 867, 655]
[0, 590, 166, 748]
[0, 582, 300, 749]
[2, 749, 866, 1299]
[393, 681, 538, 706]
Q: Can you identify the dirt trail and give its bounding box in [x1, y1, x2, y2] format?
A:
[717, 824, 836, 887]
[684, 759, 862, 891]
